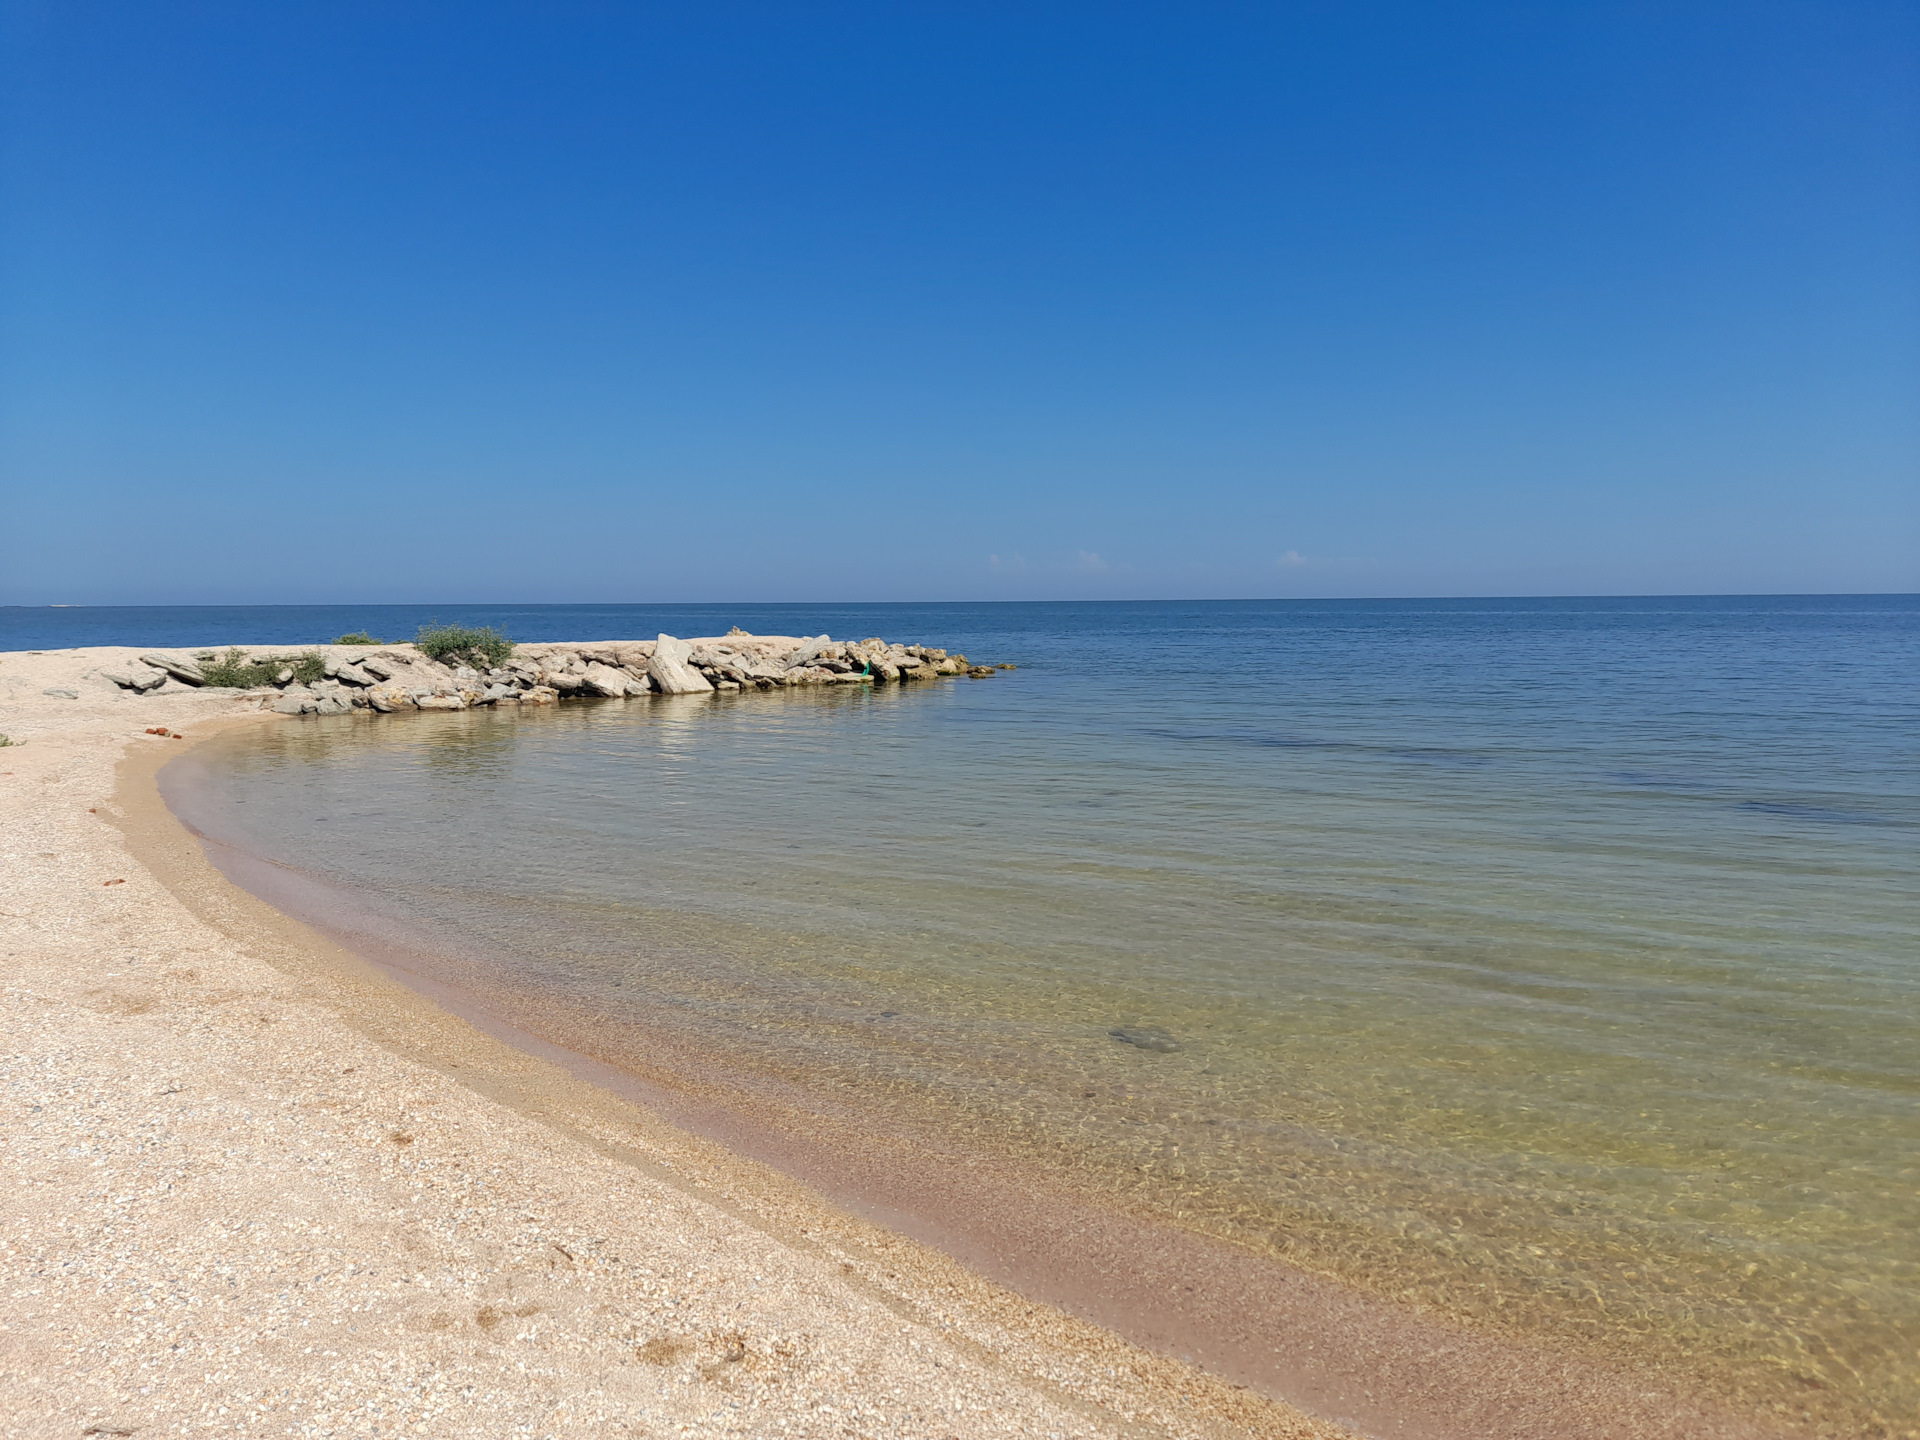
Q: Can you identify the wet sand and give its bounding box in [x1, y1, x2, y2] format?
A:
[0, 652, 1807, 1438]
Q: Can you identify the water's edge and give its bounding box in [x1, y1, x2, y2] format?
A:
[155, 738, 1795, 1440]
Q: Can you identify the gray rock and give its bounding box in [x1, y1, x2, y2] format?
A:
[582, 662, 632, 698]
[312, 694, 351, 716]
[647, 634, 713, 695]
[270, 693, 314, 715]
[359, 657, 398, 681]
[101, 666, 168, 692]
[332, 662, 374, 686]
[782, 634, 833, 669]
[42, 688, 79, 699]
[414, 693, 467, 711]
[140, 653, 204, 685]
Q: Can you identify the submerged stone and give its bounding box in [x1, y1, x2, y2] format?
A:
[1108, 1025, 1180, 1053]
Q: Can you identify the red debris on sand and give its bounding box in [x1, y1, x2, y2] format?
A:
[145, 727, 170, 737]
[103, 878, 125, 887]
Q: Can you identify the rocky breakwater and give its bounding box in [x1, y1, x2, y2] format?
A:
[103, 632, 1006, 717]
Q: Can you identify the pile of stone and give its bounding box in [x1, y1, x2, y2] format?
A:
[101, 633, 1004, 717]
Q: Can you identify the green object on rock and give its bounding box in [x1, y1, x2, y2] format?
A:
[415, 623, 515, 669]
[195, 647, 327, 688]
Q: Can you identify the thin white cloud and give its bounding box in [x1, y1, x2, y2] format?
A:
[1276, 549, 1308, 568]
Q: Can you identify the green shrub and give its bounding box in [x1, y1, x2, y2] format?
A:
[334, 631, 382, 645]
[416, 623, 514, 669]
[196, 649, 269, 687]
[195, 647, 328, 688]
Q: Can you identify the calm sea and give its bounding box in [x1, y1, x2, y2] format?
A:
[97, 597, 1918, 1432]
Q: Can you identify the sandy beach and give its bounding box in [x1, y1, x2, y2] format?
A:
[0, 653, 1347, 1440]
[0, 648, 1817, 1440]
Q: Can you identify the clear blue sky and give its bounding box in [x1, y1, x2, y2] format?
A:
[2, 2, 1915, 603]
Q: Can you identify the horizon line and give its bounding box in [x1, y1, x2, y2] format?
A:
[4, 591, 1917, 610]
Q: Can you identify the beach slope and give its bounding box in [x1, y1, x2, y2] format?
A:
[0, 657, 1338, 1437]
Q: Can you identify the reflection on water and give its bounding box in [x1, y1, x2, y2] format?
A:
[167, 598, 1919, 1434]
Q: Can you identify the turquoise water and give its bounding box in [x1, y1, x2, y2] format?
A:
[163, 597, 1918, 1431]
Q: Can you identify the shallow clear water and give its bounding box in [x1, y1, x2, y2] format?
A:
[167, 597, 1919, 1429]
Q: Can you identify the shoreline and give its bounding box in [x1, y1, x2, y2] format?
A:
[1, 657, 1330, 1440]
[2, 646, 1807, 1438]
[157, 730, 1806, 1440]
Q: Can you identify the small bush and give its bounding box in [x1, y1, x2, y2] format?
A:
[334, 631, 382, 645]
[416, 623, 514, 669]
[195, 647, 327, 688]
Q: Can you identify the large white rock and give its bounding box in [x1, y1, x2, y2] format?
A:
[365, 686, 413, 712]
[140, 653, 204, 685]
[783, 634, 832, 669]
[582, 662, 633, 698]
[101, 665, 167, 692]
[647, 635, 713, 695]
